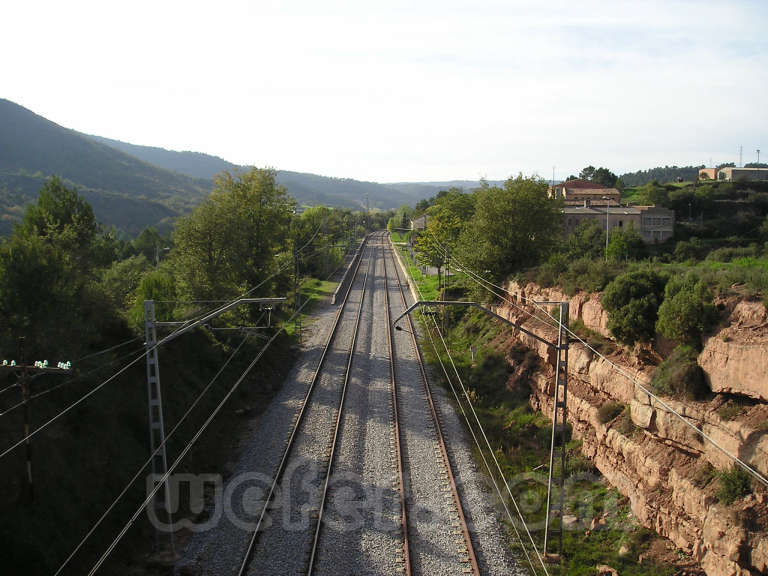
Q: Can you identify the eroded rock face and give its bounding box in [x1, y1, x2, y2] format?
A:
[498, 281, 768, 576]
[699, 300, 768, 402]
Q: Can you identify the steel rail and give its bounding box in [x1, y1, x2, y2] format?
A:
[381, 239, 413, 575]
[237, 238, 371, 576]
[386, 235, 481, 576]
[306, 236, 375, 573]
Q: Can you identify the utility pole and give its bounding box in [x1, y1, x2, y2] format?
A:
[393, 298, 570, 566]
[0, 340, 72, 503]
[143, 295, 285, 552]
[740, 145, 743, 167]
[294, 248, 301, 339]
[144, 301, 175, 554]
[543, 302, 570, 561]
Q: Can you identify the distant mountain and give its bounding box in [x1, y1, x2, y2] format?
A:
[383, 180, 505, 198]
[89, 135, 419, 210]
[89, 134, 237, 180]
[0, 98, 482, 236]
[0, 99, 211, 235]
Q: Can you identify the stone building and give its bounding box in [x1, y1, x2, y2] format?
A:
[548, 179, 621, 206]
[563, 204, 674, 243]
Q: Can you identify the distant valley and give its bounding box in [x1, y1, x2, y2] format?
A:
[0, 99, 492, 236]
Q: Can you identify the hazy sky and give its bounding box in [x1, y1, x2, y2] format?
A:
[3, 0, 767, 182]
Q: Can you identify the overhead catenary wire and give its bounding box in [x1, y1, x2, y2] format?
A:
[0, 344, 149, 418]
[417, 293, 541, 576]
[425, 231, 768, 489]
[0, 222, 328, 461]
[85, 296, 313, 576]
[53, 333, 253, 575]
[391, 241, 549, 576]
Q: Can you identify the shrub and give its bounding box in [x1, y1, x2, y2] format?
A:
[602, 270, 667, 345]
[650, 345, 709, 400]
[693, 462, 717, 488]
[597, 401, 624, 424]
[656, 272, 717, 347]
[616, 406, 637, 436]
[560, 258, 614, 295]
[717, 402, 743, 421]
[716, 465, 752, 504]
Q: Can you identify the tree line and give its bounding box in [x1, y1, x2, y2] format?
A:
[0, 169, 374, 361]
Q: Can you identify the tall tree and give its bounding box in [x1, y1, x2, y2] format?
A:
[456, 175, 562, 278]
[415, 188, 475, 276]
[173, 168, 295, 301]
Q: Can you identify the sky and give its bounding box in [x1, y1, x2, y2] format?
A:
[2, 0, 767, 182]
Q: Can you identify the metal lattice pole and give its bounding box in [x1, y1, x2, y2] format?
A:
[543, 302, 569, 562]
[144, 300, 176, 556]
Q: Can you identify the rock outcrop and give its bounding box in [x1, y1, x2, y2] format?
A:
[499, 281, 768, 576]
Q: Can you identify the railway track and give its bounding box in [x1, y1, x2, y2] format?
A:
[384, 236, 481, 576]
[237, 239, 374, 575]
[232, 232, 489, 575]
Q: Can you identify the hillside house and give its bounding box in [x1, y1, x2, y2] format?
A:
[563, 204, 674, 243]
[548, 179, 621, 206]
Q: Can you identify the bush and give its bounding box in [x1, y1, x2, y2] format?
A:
[560, 258, 615, 295]
[602, 270, 667, 345]
[616, 406, 637, 436]
[650, 345, 709, 400]
[716, 465, 752, 504]
[693, 462, 717, 488]
[597, 401, 624, 424]
[717, 402, 743, 421]
[656, 272, 717, 347]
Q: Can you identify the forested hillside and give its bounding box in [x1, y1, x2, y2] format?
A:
[620, 165, 703, 186]
[0, 99, 211, 234]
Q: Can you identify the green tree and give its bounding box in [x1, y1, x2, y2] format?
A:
[415, 188, 475, 274]
[566, 219, 604, 260]
[456, 175, 562, 278]
[592, 167, 618, 187]
[578, 166, 618, 187]
[606, 224, 645, 262]
[18, 176, 99, 272]
[579, 166, 596, 181]
[173, 168, 295, 301]
[602, 270, 667, 345]
[656, 272, 717, 347]
[0, 178, 116, 356]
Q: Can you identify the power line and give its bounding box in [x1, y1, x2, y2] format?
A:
[53, 333, 253, 575]
[85, 297, 312, 575]
[425, 233, 768, 489]
[0, 223, 326, 461]
[0, 344, 148, 418]
[393, 244, 548, 576]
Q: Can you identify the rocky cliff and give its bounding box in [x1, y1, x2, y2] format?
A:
[497, 281, 768, 576]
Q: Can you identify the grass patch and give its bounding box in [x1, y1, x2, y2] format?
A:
[396, 246, 440, 300]
[283, 277, 338, 338]
[389, 230, 411, 243]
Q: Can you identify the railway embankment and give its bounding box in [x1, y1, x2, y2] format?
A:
[498, 280, 768, 576]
